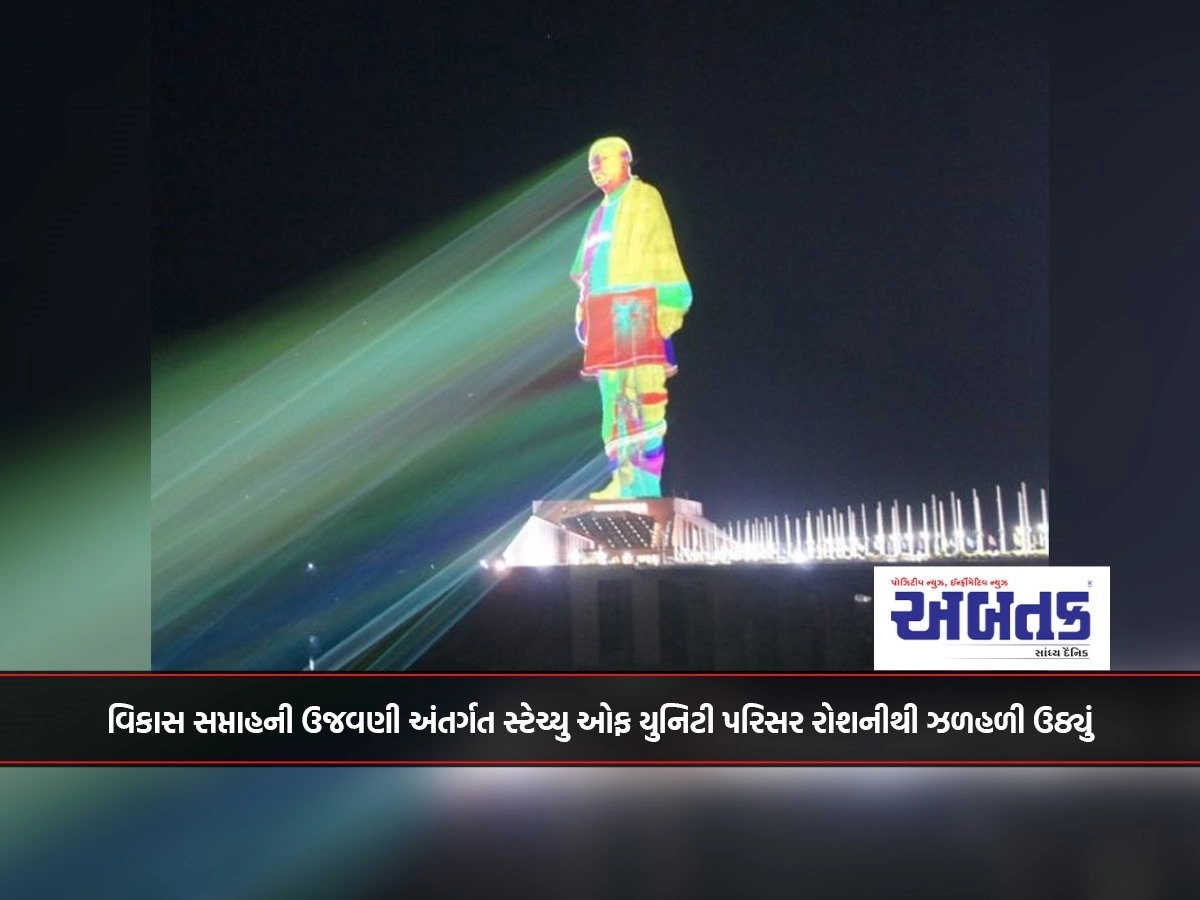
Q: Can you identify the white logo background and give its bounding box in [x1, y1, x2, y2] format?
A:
[872, 566, 1110, 670]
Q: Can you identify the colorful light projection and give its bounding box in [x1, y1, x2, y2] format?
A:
[570, 137, 692, 500]
[152, 153, 605, 670]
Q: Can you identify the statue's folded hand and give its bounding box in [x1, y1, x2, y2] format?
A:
[658, 307, 684, 338]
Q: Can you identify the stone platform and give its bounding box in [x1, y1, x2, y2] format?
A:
[501, 497, 736, 566]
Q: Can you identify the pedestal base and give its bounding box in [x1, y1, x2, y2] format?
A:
[501, 497, 735, 566]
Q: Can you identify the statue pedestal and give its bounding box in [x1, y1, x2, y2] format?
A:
[501, 497, 735, 566]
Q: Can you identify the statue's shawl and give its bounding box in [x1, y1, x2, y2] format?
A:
[571, 178, 688, 291]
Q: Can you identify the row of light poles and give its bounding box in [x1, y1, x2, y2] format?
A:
[723, 483, 1048, 563]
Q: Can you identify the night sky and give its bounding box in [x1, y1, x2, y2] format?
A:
[153, 3, 1047, 521]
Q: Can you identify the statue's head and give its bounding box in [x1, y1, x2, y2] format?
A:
[588, 136, 632, 194]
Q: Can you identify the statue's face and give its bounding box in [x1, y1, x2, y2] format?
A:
[589, 141, 631, 194]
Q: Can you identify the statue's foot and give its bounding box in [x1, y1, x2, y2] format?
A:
[589, 474, 623, 500]
[590, 469, 661, 500]
[630, 469, 662, 498]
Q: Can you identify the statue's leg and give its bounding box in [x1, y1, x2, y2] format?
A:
[590, 369, 635, 499]
[629, 364, 668, 498]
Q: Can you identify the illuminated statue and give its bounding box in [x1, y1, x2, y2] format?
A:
[571, 136, 692, 499]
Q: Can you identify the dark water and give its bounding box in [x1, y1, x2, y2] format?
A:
[339, 556, 1050, 671]
[406, 562, 880, 672]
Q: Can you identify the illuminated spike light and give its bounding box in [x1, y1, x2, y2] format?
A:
[735, 482, 1048, 564]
